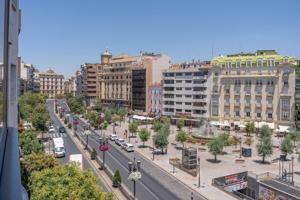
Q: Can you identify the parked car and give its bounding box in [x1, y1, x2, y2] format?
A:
[59, 126, 66, 133]
[175, 143, 184, 150]
[122, 143, 134, 152]
[109, 134, 118, 141]
[152, 149, 164, 155]
[49, 127, 55, 133]
[115, 138, 125, 146]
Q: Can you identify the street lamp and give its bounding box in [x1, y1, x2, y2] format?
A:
[292, 156, 294, 185]
[84, 129, 91, 150]
[239, 136, 242, 158]
[99, 132, 108, 170]
[197, 157, 200, 188]
[128, 157, 142, 199]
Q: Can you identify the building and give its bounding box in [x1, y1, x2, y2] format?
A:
[162, 61, 212, 126]
[131, 52, 171, 113]
[64, 76, 76, 96]
[18, 61, 37, 94]
[210, 50, 297, 130]
[80, 63, 100, 105]
[100, 51, 135, 108]
[75, 70, 83, 96]
[35, 69, 64, 98]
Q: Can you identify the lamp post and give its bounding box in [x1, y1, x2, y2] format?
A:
[128, 157, 142, 199]
[197, 157, 200, 188]
[292, 155, 294, 185]
[239, 136, 242, 158]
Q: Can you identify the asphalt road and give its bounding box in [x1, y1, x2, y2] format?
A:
[59, 99, 206, 200]
[47, 100, 110, 193]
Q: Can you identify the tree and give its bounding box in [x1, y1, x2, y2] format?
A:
[154, 132, 169, 154]
[93, 98, 102, 113]
[21, 153, 58, 189]
[103, 121, 108, 130]
[152, 120, 162, 132]
[281, 136, 294, 157]
[112, 170, 122, 188]
[104, 109, 112, 122]
[256, 135, 273, 163]
[19, 130, 43, 156]
[64, 118, 67, 124]
[175, 130, 187, 147]
[244, 137, 253, 147]
[29, 164, 112, 200]
[31, 105, 50, 132]
[218, 133, 231, 146]
[176, 117, 185, 130]
[86, 111, 100, 129]
[245, 122, 255, 137]
[289, 131, 300, 147]
[259, 125, 272, 138]
[139, 128, 150, 147]
[129, 121, 139, 137]
[66, 95, 84, 114]
[208, 137, 224, 162]
[90, 148, 97, 160]
[117, 107, 127, 123]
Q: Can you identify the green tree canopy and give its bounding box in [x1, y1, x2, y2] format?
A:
[218, 133, 231, 146]
[29, 164, 113, 200]
[104, 109, 112, 122]
[129, 121, 139, 136]
[21, 153, 58, 189]
[281, 135, 294, 156]
[259, 125, 272, 138]
[93, 98, 102, 112]
[154, 132, 169, 153]
[152, 120, 163, 132]
[289, 130, 300, 147]
[245, 122, 255, 136]
[67, 96, 84, 114]
[208, 137, 224, 162]
[176, 117, 185, 130]
[256, 135, 273, 163]
[19, 130, 43, 156]
[175, 130, 187, 147]
[139, 128, 150, 147]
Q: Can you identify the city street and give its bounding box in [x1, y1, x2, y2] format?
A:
[58, 100, 206, 200]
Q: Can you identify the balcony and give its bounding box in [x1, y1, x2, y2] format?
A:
[255, 102, 262, 108]
[234, 102, 240, 107]
[267, 103, 273, 108]
[245, 102, 251, 107]
[224, 101, 230, 107]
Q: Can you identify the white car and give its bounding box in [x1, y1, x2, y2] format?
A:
[115, 138, 125, 146]
[49, 127, 55, 133]
[122, 143, 134, 152]
[109, 134, 118, 141]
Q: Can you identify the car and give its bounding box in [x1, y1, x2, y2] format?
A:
[109, 134, 118, 141]
[59, 127, 66, 133]
[152, 149, 164, 155]
[49, 127, 55, 133]
[122, 143, 134, 152]
[175, 143, 184, 150]
[115, 138, 125, 146]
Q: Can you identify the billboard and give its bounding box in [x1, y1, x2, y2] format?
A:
[258, 185, 290, 200]
[214, 172, 248, 192]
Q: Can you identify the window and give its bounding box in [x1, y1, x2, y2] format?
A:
[235, 111, 240, 116]
[185, 80, 192, 83]
[176, 87, 182, 90]
[185, 110, 191, 113]
[257, 59, 263, 67]
[175, 73, 183, 76]
[281, 99, 290, 109]
[268, 113, 272, 119]
[176, 80, 182, 83]
[225, 61, 232, 69]
[246, 60, 252, 68]
[176, 102, 182, 105]
[176, 94, 182, 97]
[185, 102, 192, 105]
[267, 59, 275, 67]
[185, 87, 192, 91]
[185, 72, 192, 76]
[257, 113, 261, 118]
[246, 112, 251, 117]
[282, 111, 289, 120]
[236, 61, 241, 68]
[185, 95, 192, 98]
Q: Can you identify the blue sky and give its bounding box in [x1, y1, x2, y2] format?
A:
[20, 0, 300, 77]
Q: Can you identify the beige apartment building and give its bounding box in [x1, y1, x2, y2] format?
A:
[36, 69, 64, 98]
[64, 76, 76, 96]
[99, 51, 135, 107]
[210, 50, 297, 130]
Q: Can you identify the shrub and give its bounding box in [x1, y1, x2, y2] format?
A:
[90, 148, 97, 160]
[68, 123, 72, 129]
[112, 170, 122, 187]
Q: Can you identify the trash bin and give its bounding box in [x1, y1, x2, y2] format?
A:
[242, 147, 252, 157]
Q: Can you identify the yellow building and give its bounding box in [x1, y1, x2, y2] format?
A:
[210, 50, 297, 130]
[36, 69, 64, 98]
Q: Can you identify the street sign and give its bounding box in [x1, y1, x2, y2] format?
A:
[99, 144, 108, 151]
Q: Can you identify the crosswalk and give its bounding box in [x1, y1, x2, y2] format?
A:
[47, 132, 67, 138]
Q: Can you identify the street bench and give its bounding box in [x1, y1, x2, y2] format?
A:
[235, 159, 245, 163]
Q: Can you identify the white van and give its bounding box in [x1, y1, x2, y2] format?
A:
[53, 137, 65, 158]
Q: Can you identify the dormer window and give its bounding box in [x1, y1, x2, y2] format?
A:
[257, 59, 263, 67]
[225, 61, 232, 69]
[236, 61, 241, 68]
[246, 60, 252, 68]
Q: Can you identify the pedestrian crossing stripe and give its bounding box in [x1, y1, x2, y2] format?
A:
[48, 132, 67, 138]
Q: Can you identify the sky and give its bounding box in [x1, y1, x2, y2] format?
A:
[20, 0, 300, 78]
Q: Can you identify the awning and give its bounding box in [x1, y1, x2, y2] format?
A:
[239, 124, 246, 128]
[210, 121, 221, 126]
[132, 115, 154, 121]
[277, 125, 290, 133]
[222, 121, 230, 127]
[254, 122, 275, 129]
[234, 121, 240, 126]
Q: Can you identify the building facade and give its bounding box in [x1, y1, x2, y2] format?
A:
[149, 83, 162, 115]
[64, 76, 76, 96]
[162, 61, 212, 126]
[99, 51, 135, 107]
[35, 69, 64, 98]
[210, 50, 297, 129]
[131, 52, 171, 113]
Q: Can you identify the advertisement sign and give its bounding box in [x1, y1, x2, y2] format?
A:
[214, 172, 248, 192]
[258, 185, 289, 200]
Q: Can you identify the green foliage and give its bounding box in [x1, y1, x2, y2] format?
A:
[256, 127, 273, 163]
[139, 128, 150, 147]
[104, 109, 112, 122]
[152, 120, 163, 132]
[259, 125, 272, 138]
[245, 122, 255, 136]
[21, 153, 58, 190]
[64, 118, 67, 124]
[129, 121, 139, 136]
[112, 170, 122, 187]
[281, 135, 294, 156]
[175, 130, 187, 146]
[91, 148, 97, 160]
[218, 133, 231, 146]
[31, 105, 50, 132]
[29, 164, 111, 200]
[176, 117, 185, 130]
[289, 130, 300, 147]
[208, 137, 224, 161]
[161, 116, 170, 125]
[19, 130, 43, 156]
[160, 123, 170, 137]
[111, 115, 121, 123]
[116, 108, 127, 122]
[93, 98, 102, 112]
[103, 121, 108, 130]
[68, 123, 72, 129]
[154, 131, 169, 153]
[86, 111, 100, 129]
[66, 95, 84, 114]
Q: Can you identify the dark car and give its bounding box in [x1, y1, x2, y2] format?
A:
[59, 127, 65, 133]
